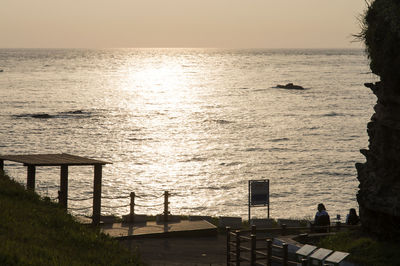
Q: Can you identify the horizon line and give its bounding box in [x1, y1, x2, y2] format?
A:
[0, 46, 365, 50]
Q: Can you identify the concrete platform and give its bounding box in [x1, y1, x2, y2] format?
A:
[101, 220, 218, 239]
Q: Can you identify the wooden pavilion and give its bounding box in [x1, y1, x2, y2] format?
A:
[0, 153, 111, 225]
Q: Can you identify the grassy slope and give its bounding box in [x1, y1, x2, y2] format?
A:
[318, 230, 400, 266]
[0, 171, 142, 266]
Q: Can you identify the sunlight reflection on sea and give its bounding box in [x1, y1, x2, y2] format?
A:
[0, 48, 377, 220]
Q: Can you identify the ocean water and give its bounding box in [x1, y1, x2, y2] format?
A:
[0, 48, 377, 220]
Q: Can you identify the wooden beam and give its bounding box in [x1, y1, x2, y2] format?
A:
[60, 165, 68, 209]
[92, 164, 102, 225]
[27, 165, 36, 191]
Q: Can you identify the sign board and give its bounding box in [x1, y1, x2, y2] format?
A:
[248, 179, 270, 221]
[250, 180, 269, 206]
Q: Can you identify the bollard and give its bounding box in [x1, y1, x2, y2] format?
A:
[282, 242, 288, 266]
[336, 221, 341, 231]
[266, 239, 272, 266]
[235, 230, 241, 266]
[251, 224, 256, 235]
[226, 227, 231, 265]
[281, 223, 287, 235]
[130, 192, 135, 223]
[250, 234, 256, 266]
[164, 191, 169, 222]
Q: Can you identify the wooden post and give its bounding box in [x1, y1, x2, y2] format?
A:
[282, 243, 288, 266]
[27, 165, 36, 191]
[248, 180, 251, 223]
[164, 191, 169, 222]
[281, 224, 287, 235]
[251, 224, 256, 235]
[92, 164, 102, 225]
[266, 239, 272, 266]
[130, 192, 135, 223]
[226, 227, 231, 265]
[235, 230, 241, 266]
[336, 221, 341, 231]
[60, 165, 68, 209]
[250, 234, 256, 266]
[0, 159, 4, 172]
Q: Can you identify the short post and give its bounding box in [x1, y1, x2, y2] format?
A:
[130, 192, 135, 223]
[59, 165, 68, 209]
[164, 190, 169, 222]
[266, 239, 272, 266]
[235, 230, 241, 266]
[336, 221, 341, 231]
[310, 222, 314, 233]
[226, 227, 231, 265]
[301, 258, 308, 266]
[27, 165, 36, 191]
[92, 164, 102, 225]
[282, 242, 288, 266]
[251, 224, 256, 235]
[250, 234, 256, 266]
[281, 223, 287, 235]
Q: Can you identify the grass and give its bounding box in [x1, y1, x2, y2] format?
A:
[318, 230, 400, 266]
[0, 171, 142, 266]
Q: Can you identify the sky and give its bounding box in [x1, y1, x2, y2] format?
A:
[0, 0, 368, 49]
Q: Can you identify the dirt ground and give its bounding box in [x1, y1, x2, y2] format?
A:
[120, 234, 226, 266]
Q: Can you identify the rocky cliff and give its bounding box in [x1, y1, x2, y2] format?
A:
[356, 0, 400, 238]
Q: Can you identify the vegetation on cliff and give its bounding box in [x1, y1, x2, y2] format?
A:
[318, 231, 400, 266]
[360, 0, 400, 81]
[0, 171, 142, 265]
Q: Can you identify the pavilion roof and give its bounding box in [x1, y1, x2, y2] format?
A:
[0, 153, 111, 166]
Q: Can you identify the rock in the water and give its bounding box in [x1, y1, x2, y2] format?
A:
[275, 83, 305, 90]
[31, 113, 53, 119]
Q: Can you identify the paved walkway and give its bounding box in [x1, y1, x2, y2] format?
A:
[120, 234, 226, 266]
[101, 220, 217, 239]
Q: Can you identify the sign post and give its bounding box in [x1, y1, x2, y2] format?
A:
[248, 179, 270, 222]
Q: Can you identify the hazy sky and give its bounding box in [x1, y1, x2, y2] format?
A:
[1, 0, 367, 49]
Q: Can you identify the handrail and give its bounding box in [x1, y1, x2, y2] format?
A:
[102, 195, 130, 200]
[102, 203, 130, 208]
[226, 223, 357, 266]
[69, 197, 93, 201]
[65, 190, 172, 223]
[135, 202, 165, 207]
[68, 206, 92, 210]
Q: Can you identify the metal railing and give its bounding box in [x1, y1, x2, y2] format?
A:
[226, 224, 360, 266]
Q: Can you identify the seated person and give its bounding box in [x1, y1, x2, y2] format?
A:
[313, 203, 330, 232]
[346, 208, 360, 225]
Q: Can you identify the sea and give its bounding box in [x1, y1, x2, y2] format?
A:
[0, 48, 378, 220]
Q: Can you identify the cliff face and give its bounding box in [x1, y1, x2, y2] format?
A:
[356, 0, 400, 238]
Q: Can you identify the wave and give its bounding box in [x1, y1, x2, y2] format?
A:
[181, 156, 208, 162]
[128, 138, 152, 142]
[245, 147, 267, 152]
[322, 112, 343, 117]
[269, 137, 289, 142]
[219, 162, 242, 166]
[204, 119, 233, 124]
